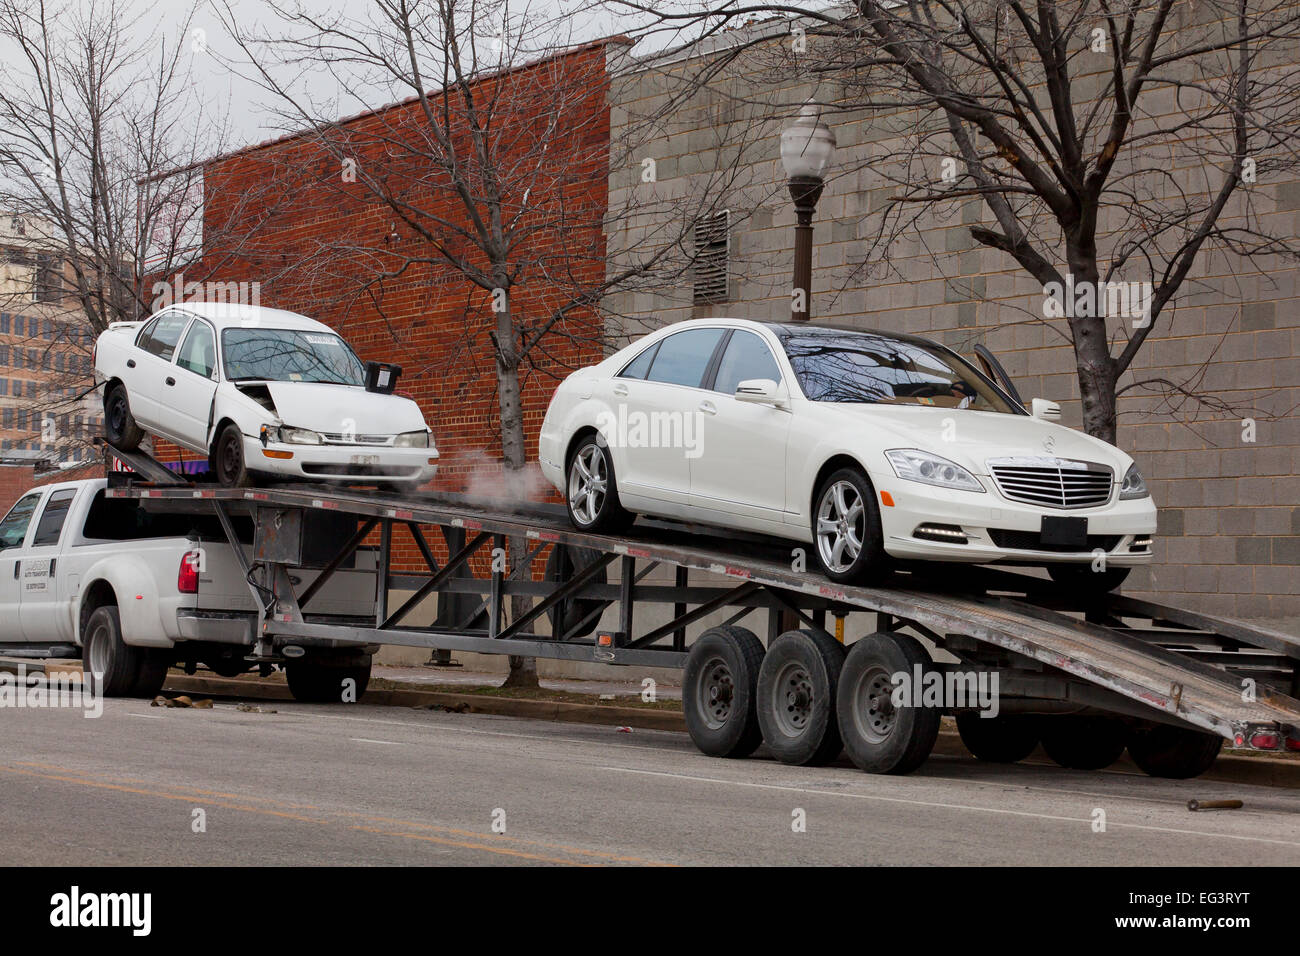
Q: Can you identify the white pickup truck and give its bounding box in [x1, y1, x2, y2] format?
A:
[0, 477, 377, 700]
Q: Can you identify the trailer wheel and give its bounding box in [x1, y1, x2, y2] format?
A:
[103, 384, 144, 451]
[756, 629, 844, 766]
[544, 545, 608, 639]
[836, 632, 940, 775]
[1040, 716, 1128, 770]
[565, 434, 633, 534]
[683, 626, 765, 758]
[955, 712, 1040, 763]
[83, 605, 154, 697]
[285, 655, 372, 703]
[1127, 725, 1223, 779]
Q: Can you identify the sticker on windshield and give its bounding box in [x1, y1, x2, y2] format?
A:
[303, 334, 336, 346]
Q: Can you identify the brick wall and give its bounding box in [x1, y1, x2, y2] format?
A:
[170, 42, 620, 571]
[605, 27, 1300, 620]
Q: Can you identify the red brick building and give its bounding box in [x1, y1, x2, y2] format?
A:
[176, 40, 620, 496]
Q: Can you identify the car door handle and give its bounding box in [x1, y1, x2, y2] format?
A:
[698, 400, 717, 415]
[126, 359, 135, 368]
[612, 384, 628, 397]
[165, 377, 175, 386]
[12, 561, 18, 579]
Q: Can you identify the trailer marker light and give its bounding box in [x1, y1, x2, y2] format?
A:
[597, 633, 614, 647]
[1249, 731, 1281, 750]
[1285, 737, 1300, 752]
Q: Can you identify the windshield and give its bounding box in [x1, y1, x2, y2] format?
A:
[779, 329, 1018, 413]
[221, 328, 365, 385]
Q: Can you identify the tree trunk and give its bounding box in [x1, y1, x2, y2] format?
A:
[493, 293, 541, 690]
[1065, 242, 1120, 444]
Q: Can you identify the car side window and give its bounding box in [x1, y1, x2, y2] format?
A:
[645, 329, 725, 388]
[135, 316, 160, 349]
[31, 489, 76, 547]
[139, 313, 190, 361]
[713, 331, 782, 395]
[176, 321, 217, 379]
[0, 492, 42, 550]
[618, 342, 659, 379]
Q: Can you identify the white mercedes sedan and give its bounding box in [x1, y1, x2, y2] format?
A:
[94, 303, 438, 487]
[540, 319, 1156, 592]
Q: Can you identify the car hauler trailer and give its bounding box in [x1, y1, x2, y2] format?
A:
[99, 441, 1300, 778]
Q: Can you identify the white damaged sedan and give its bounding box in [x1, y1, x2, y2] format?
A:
[94, 303, 438, 487]
[540, 319, 1156, 592]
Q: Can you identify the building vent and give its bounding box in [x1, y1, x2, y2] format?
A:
[693, 210, 730, 304]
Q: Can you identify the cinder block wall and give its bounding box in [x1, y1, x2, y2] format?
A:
[605, 31, 1300, 620]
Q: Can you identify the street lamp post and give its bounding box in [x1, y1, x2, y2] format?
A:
[780, 103, 837, 322]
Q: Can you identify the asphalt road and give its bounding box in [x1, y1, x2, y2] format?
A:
[3, 698, 1299, 865]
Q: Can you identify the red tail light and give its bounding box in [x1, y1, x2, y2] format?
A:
[178, 550, 201, 594]
[1249, 731, 1281, 750]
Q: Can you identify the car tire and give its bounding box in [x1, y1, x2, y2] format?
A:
[1047, 564, 1131, 594]
[1040, 716, 1129, 770]
[756, 629, 845, 766]
[213, 423, 252, 488]
[103, 384, 144, 451]
[955, 712, 1040, 763]
[1127, 724, 1223, 779]
[285, 655, 372, 703]
[836, 632, 940, 775]
[682, 626, 765, 758]
[811, 467, 889, 584]
[565, 433, 633, 535]
[82, 605, 154, 698]
[544, 545, 609, 639]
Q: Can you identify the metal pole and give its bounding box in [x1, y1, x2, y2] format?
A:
[788, 175, 824, 322]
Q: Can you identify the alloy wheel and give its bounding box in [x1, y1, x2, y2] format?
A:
[816, 479, 866, 573]
[567, 443, 608, 525]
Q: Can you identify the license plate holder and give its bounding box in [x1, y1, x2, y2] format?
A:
[1041, 515, 1088, 547]
[349, 454, 380, 466]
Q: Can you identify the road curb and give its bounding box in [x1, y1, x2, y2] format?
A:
[6, 658, 1297, 787]
[160, 673, 689, 732]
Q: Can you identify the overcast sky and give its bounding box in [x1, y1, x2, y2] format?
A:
[171, 0, 676, 153]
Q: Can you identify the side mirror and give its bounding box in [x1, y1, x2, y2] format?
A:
[734, 378, 786, 408]
[1030, 398, 1062, 421]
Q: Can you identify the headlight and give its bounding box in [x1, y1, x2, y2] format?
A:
[278, 426, 322, 445]
[1119, 463, 1149, 499]
[885, 449, 985, 493]
[394, 430, 429, 448]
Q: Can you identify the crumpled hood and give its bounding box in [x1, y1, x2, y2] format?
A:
[260, 382, 428, 435]
[823, 404, 1133, 476]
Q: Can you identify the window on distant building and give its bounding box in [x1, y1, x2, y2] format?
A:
[692, 210, 730, 304]
[13, 315, 23, 336]
[34, 256, 63, 304]
[0, 314, 8, 334]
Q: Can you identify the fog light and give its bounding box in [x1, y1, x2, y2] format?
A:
[914, 523, 968, 544]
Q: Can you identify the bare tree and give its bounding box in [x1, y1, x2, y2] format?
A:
[609, 0, 1300, 442]
[0, 0, 268, 460]
[216, 0, 744, 686]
